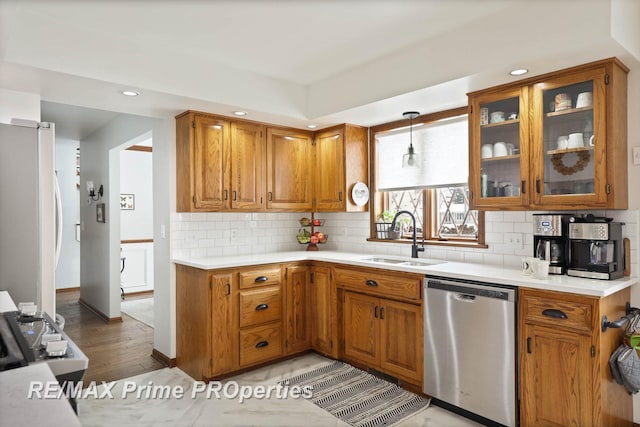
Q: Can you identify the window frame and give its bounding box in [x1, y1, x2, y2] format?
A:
[368, 106, 486, 249]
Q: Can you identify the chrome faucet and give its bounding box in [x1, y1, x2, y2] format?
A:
[391, 210, 424, 258]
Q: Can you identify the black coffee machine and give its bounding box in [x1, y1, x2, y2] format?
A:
[567, 218, 624, 280]
[533, 214, 571, 274]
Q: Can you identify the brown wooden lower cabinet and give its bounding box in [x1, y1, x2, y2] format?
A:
[343, 291, 422, 384]
[519, 287, 632, 427]
[309, 265, 334, 356]
[284, 265, 311, 354]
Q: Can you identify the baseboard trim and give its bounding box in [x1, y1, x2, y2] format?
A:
[78, 298, 122, 324]
[152, 348, 176, 368]
[56, 287, 80, 293]
[123, 290, 154, 298]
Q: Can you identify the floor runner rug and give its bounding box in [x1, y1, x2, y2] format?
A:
[120, 297, 154, 328]
[279, 360, 430, 427]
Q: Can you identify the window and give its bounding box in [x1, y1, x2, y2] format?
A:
[371, 107, 485, 246]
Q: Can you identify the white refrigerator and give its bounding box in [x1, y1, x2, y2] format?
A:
[0, 120, 60, 317]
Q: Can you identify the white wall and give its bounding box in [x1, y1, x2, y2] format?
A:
[120, 148, 154, 293]
[80, 114, 171, 364]
[55, 138, 80, 289]
[0, 88, 40, 124]
[120, 149, 153, 240]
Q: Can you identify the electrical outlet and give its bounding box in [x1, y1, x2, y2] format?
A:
[230, 229, 238, 241]
[633, 146, 640, 165]
[507, 233, 524, 248]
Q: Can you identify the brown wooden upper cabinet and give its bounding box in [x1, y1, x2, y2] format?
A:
[468, 58, 628, 210]
[176, 111, 265, 212]
[314, 125, 368, 212]
[265, 127, 314, 211]
[176, 111, 369, 212]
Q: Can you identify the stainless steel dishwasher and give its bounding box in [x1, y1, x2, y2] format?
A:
[424, 276, 517, 427]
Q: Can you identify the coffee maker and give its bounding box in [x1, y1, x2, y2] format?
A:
[533, 214, 571, 274]
[567, 221, 624, 280]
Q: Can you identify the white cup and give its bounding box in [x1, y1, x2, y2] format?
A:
[576, 91, 593, 108]
[588, 134, 595, 146]
[481, 144, 493, 158]
[567, 133, 584, 148]
[522, 257, 535, 275]
[531, 259, 550, 279]
[493, 142, 508, 157]
[490, 111, 505, 123]
[557, 135, 569, 150]
[506, 143, 515, 155]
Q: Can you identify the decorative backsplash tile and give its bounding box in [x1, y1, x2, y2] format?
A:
[172, 209, 639, 276]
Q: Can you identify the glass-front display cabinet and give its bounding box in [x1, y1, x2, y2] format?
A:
[469, 58, 628, 210]
[468, 86, 529, 208]
[530, 69, 606, 206]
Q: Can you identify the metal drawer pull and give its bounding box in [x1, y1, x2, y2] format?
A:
[365, 280, 378, 287]
[255, 341, 269, 349]
[255, 303, 269, 311]
[374, 306, 378, 318]
[542, 308, 568, 319]
[380, 307, 384, 320]
[527, 337, 532, 354]
[255, 276, 268, 283]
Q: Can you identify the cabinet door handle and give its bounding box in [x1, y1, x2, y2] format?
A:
[226, 283, 231, 295]
[233, 190, 237, 201]
[380, 307, 384, 320]
[521, 180, 526, 194]
[527, 337, 532, 354]
[268, 192, 273, 201]
[255, 276, 268, 283]
[338, 191, 342, 201]
[365, 280, 378, 287]
[374, 306, 379, 318]
[542, 308, 568, 319]
[224, 189, 229, 200]
[255, 303, 269, 311]
[535, 178, 541, 194]
[255, 341, 269, 349]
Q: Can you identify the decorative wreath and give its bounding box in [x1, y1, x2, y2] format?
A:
[550, 151, 591, 175]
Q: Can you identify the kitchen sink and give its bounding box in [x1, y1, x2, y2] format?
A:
[363, 257, 406, 264]
[362, 257, 444, 267]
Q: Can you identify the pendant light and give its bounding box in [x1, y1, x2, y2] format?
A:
[402, 111, 420, 168]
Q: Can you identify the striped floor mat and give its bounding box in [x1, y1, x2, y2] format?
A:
[279, 361, 430, 427]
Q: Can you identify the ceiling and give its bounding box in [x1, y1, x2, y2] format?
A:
[1, 0, 638, 139]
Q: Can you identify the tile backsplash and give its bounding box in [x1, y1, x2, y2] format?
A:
[172, 210, 639, 275]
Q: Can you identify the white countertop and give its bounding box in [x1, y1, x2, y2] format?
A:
[173, 251, 638, 297]
[0, 363, 81, 426]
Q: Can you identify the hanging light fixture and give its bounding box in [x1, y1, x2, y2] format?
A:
[402, 111, 420, 168]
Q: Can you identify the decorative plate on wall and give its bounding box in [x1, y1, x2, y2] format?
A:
[351, 181, 369, 206]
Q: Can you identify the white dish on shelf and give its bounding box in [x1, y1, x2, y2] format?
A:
[351, 181, 369, 206]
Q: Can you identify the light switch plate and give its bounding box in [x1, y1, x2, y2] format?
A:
[633, 146, 640, 165]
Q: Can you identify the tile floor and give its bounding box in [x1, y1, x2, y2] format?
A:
[78, 353, 481, 427]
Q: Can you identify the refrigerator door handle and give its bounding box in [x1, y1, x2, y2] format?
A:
[54, 172, 63, 268]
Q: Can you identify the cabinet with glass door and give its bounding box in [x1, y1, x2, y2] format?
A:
[530, 66, 611, 208]
[469, 58, 628, 211]
[469, 86, 529, 209]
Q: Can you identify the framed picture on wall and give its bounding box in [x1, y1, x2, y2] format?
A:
[120, 194, 135, 210]
[96, 203, 106, 223]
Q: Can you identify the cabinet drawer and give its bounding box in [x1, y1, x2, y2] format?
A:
[239, 267, 282, 289]
[334, 268, 421, 300]
[239, 286, 282, 327]
[239, 324, 282, 366]
[522, 294, 594, 333]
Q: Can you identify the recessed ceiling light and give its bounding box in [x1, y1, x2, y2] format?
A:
[306, 124, 318, 129]
[120, 90, 139, 97]
[509, 68, 528, 76]
[233, 111, 247, 116]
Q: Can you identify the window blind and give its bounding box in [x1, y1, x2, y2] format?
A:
[376, 115, 468, 191]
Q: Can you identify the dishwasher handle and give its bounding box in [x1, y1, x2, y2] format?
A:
[454, 293, 476, 303]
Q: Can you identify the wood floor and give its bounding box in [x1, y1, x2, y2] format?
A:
[56, 290, 165, 383]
